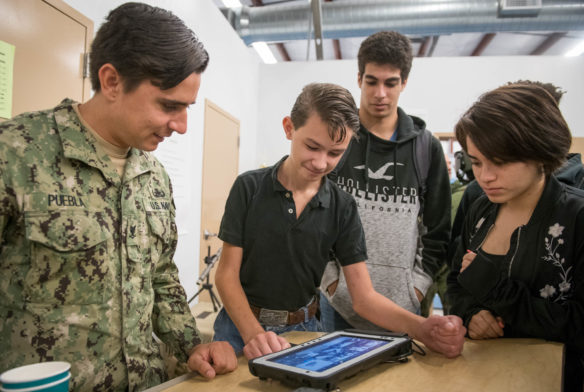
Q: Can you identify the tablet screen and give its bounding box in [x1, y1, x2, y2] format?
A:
[268, 335, 388, 372]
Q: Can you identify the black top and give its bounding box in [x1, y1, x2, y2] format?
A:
[219, 156, 367, 310]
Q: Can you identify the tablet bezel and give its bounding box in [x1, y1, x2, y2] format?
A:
[248, 330, 412, 387]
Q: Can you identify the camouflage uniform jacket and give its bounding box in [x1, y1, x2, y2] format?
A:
[0, 99, 201, 391]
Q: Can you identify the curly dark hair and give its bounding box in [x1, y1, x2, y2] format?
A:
[357, 31, 413, 81]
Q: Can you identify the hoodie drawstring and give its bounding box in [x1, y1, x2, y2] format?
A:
[393, 143, 398, 187]
[364, 131, 371, 189]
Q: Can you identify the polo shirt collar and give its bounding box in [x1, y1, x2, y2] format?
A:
[270, 155, 332, 209]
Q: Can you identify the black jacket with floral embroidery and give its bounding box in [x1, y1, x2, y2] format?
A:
[447, 175, 584, 353]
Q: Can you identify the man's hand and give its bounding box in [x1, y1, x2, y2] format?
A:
[187, 341, 238, 379]
[468, 310, 505, 339]
[460, 251, 476, 273]
[243, 331, 290, 360]
[416, 315, 466, 358]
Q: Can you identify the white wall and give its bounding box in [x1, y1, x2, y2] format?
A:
[64, 0, 260, 298]
[256, 56, 584, 167]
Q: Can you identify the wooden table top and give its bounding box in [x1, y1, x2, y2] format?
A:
[148, 331, 564, 392]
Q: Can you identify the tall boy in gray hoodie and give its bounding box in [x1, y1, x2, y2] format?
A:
[320, 31, 451, 330]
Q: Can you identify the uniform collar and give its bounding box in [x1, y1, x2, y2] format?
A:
[270, 155, 331, 209]
[53, 98, 154, 185]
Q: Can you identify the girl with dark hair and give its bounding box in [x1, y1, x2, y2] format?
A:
[447, 83, 584, 391]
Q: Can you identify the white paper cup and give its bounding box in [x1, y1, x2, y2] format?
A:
[0, 362, 71, 392]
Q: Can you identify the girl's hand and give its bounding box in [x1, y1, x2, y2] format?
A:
[460, 250, 476, 273]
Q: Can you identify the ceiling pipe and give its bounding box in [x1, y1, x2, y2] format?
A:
[227, 0, 584, 45]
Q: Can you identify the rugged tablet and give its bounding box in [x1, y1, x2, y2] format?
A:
[248, 330, 412, 390]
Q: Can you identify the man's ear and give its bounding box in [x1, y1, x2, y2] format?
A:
[98, 63, 123, 101]
[357, 72, 363, 88]
[282, 116, 295, 140]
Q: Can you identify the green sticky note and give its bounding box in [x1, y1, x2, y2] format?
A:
[0, 40, 15, 120]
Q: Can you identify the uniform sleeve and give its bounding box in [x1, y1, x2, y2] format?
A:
[414, 136, 451, 294]
[334, 196, 368, 266]
[151, 181, 201, 363]
[0, 163, 10, 237]
[456, 213, 584, 351]
[0, 128, 14, 237]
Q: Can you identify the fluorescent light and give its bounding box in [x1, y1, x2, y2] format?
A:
[565, 40, 584, 57]
[252, 42, 277, 64]
[221, 0, 241, 8]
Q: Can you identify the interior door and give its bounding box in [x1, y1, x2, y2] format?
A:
[0, 0, 92, 120]
[571, 137, 584, 156]
[198, 99, 240, 303]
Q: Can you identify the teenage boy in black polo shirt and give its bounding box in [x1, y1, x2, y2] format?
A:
[213, 83, 466, 360]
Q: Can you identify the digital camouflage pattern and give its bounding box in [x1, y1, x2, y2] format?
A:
[0, 99, 201, 391]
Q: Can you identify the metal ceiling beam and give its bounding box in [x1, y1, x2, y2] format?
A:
[471, 33, 496, 56]
[427, 35, 439, 57]
[275, 43, 291, 61]
[229, 0, 584, 45]
[530, 32, 567, 55]
[417, 36, 432, 57]
[332, 39, 342, 59]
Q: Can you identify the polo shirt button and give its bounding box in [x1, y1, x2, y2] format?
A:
[288, 208, 293, 214]
[285, 192, 291, 198]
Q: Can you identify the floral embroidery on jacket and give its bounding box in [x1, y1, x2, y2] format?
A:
[540, 223, 572, 302]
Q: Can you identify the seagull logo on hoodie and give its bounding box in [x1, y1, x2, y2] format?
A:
[354, 162, 403, 181]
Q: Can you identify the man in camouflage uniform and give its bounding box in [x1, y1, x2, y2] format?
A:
[0, 3, 236, 390]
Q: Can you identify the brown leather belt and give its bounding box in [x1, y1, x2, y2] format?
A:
[250, 297, 318, 326]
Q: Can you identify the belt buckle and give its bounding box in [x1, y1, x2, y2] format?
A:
[258, 308, 288, 326]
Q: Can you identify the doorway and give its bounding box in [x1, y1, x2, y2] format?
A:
[198, 99, 240, 303]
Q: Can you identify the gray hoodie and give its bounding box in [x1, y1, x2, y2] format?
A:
[320, 108, 451, 330]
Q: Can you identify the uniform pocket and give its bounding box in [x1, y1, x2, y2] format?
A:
[24, 210, 112, 305]
[125, 212, 171, 261]
[124, 208, 173, 300]
[145, 211, 173, 269]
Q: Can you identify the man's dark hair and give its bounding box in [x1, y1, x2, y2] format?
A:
[357, 31, 413, 81]
[290, 83, 360, 143]
[90, 2, 209, 93]
[455, 83, 571, 177]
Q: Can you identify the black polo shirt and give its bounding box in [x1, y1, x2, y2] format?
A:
[219, 156, 367, 310]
